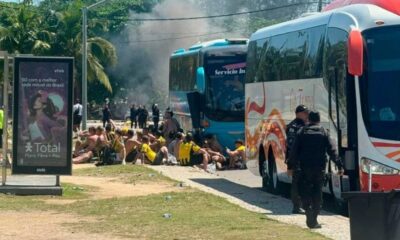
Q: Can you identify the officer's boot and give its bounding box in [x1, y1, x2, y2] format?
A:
[306, 208, 321, 229]
[305, 208, 314, 228]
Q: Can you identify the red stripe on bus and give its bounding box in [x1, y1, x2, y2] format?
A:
[373, 142, 400, 148]
[247, 84, 266, 115]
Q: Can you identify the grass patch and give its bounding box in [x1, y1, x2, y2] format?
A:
[59, 191, 327, 240]
[0, 166, 328, 239]
[0, 183, 92, 211]
[61, 183, 94, 199]
[73, 165, 175, 184]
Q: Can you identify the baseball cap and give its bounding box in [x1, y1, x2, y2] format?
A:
[295, 105, 308, 113]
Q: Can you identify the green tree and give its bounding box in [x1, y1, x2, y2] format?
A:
[0, 4, 52, 55]
[40, 0, 117, 92]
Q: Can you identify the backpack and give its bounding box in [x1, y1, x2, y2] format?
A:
[98, 147, 118, 166]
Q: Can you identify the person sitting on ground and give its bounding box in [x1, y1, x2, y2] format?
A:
[151, 131, 166, 152]
[162, 109, 181, 144]
[95, 126, 108, 148]
[94, 125, 118, 166]
[139, 135, 168, 165]
[142, 127, 156, 141]
[112, 129, 126, 165]
[203, 134, 226, 170]
[178, 132, 210, 172]
[73, 127, 94, 156]
[227, 139, 246, 169]
[125, 129, 141, 163]
[168, 132, 183, 159]
[73, 126, 98, 164]
[105, 123, 116, 142]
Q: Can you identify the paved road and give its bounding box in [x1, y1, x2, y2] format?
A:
[150, 166, 350, 240]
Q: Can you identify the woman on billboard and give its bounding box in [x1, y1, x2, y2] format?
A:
[25, 91, 66, 143]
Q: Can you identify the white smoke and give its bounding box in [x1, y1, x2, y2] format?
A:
[109, 0, 243, 110]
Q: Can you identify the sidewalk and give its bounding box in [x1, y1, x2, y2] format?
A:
[149, 165, 350, 240]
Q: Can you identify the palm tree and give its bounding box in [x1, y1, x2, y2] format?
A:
[46, 2, 117, 92]
[87, 37, 117, 91]
[0, 1, 117, 92]
[0, 4, 52, 55]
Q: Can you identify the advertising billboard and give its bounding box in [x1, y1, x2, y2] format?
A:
[13, 57, 73, 175]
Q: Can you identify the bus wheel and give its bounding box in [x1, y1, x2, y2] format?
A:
[265, 152, 280, 194]
[261, 160, 269, 190]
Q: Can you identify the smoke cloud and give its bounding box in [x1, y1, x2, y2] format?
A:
[109, 0, 243, 110]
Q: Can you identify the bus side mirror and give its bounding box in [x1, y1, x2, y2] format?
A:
[187, 92, 202, 129]
[196, 67, 206, 93]
[348, 30, 364, 76]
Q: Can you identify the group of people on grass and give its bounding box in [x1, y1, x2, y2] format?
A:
[73, 108, 245, 173]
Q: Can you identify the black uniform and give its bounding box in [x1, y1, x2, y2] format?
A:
[102, 106, 111, 127]
[286, 118, 305, 212]
[287, 123, 343, 228]
[152, 105, 160, 131]
[130, 107, 138, 129]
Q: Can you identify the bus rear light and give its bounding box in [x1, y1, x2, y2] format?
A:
[201, 120, 210, 128]
[361, 158, 400, 175]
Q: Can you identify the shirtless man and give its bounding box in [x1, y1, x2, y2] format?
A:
[73, 126, 98, 164]
[203, 134, 226, 169]
[125, 129, 141, 163]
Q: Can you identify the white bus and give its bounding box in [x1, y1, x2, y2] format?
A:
[245, 0, 400, 205]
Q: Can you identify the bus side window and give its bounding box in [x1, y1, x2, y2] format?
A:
[325, 28, 349, 148]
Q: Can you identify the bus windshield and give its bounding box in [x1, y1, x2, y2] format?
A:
[204, 51, 246, 122]
[361, 26, 400, 140]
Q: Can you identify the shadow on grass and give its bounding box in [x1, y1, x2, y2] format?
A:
[190, 178, 342, 217]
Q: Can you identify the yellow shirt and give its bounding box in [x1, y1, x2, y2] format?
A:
[178, 141, 200, 165]
[158, 136, 166, 146]
[236, 145, 245, 152]
[141, 143, 156, 162]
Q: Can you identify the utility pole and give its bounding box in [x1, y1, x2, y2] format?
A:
[318, 0, 323, 12]
[82, 7, 88, 130]
[81, 0, 109, 130]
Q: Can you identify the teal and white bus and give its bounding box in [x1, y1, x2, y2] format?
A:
[169, 39, 247, 149]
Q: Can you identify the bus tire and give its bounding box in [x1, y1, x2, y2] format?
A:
[265, 149, 281, 194]
[259, 146, 269, 191]
[268, 158, 279, 193]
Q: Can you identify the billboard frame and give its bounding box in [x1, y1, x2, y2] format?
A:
[12, 56, 74, 175]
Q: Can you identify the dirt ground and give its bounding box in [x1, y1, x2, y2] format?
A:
[1, 164, 181, 240]
[0, 211, 127, 240]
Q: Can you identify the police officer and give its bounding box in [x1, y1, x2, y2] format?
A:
[287, 111, 343, 229]
[286, 105, 309, 214]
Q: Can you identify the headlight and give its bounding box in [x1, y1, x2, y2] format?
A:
[361, 158, 399, 175]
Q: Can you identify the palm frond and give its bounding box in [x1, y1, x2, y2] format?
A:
[33, 40, 51, 52]
[87, 53, 113, 92]
[88, 37, 117, 67]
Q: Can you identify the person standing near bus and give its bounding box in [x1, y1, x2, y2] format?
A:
[286, 105, 309, 214]
[102, 104, 111, 128]
[287, 111, 343, 229]
[152, 103, 160, 131]
[73, 99, 83, 133]
[130, 104, 138, 129]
